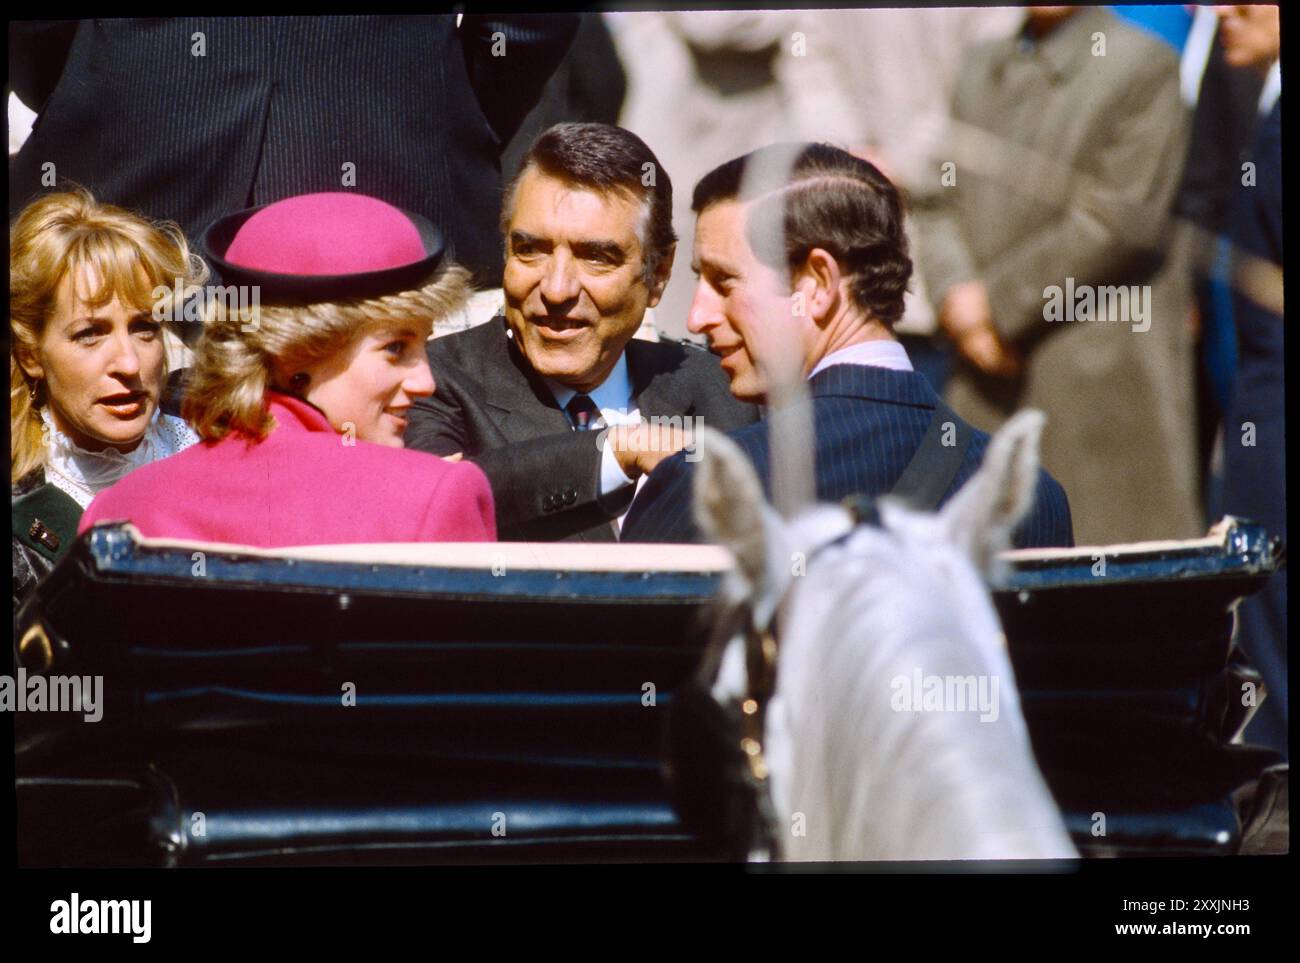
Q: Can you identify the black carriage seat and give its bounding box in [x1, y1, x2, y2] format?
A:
[14, 519, 1286, 864]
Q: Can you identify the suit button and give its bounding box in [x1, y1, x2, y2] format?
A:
[563, 490, 576, 506]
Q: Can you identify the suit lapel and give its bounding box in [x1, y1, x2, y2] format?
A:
[480, 318, 573, 441]
[477, 330, 691, 437]
[627, 340, 688, 420]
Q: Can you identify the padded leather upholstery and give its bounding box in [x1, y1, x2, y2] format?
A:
[15, 520, 1286, 864]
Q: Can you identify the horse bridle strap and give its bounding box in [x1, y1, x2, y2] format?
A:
[740, 627, 778, 782]
[733, 398, 971, 847]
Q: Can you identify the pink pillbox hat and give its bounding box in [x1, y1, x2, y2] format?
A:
[225, 192, 426, 275]
[203, 192, 445, 302]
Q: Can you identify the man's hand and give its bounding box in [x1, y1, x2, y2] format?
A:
[607, 423, 692, 480]
[939, 280, 1022, 378]
[954, 325, 1022, 378]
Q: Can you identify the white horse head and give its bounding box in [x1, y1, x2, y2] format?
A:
[692, 409, 1076, 861]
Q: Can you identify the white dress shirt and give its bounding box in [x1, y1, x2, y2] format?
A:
[1258, 60, 1281, 117]
[543, 354, 641, 499]
[807, 339, 914, 379]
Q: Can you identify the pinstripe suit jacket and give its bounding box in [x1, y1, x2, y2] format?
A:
[620, 363, 1074, 548]
[8, 15, 577, 288]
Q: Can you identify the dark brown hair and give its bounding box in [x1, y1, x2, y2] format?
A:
[503, 122, 676, 285]
[692, 143, 912, 327]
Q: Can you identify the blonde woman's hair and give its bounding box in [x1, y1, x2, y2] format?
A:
[10, 187, 207, 484]
[183, 264, 471, 442]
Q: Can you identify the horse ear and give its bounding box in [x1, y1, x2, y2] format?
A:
[693, 425, 768, 592]
[939, 409, 1046, 575]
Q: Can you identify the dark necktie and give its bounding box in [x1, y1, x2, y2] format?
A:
[566, 394, 601, 431]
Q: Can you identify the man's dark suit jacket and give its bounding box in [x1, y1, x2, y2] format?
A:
[405, 318, 761, 541]
[8, 16, 577, 288]
[621, 363, 1074, 549]
[1221, 100, 1284, 756]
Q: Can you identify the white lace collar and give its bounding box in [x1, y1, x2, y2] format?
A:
[40, 405, 199, 509]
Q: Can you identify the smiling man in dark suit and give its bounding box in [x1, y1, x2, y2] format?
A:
[620, 143, 1073, 548]
[405, 123, 758, 541]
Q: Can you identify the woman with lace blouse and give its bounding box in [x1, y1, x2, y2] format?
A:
[10, 188, 203, 608]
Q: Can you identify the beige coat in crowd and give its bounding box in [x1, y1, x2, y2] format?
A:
[610, 8, 1020, 340]
[914, 7, 1202, 545]
[609, 10, 861, 339]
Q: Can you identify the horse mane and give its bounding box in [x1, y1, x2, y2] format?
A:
[692, 412, 1076, 861]
[769, 525, 1074, 860]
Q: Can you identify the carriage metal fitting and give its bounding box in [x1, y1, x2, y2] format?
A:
[18, 621, 54, 672]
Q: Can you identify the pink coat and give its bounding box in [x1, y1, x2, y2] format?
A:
[81, 393, 496, 546]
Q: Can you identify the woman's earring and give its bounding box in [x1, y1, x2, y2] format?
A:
[29, 379, 43, 406]
[289, 372, 310, 390]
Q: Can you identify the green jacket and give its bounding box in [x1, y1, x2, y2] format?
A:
[12, 468, 82, 613]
